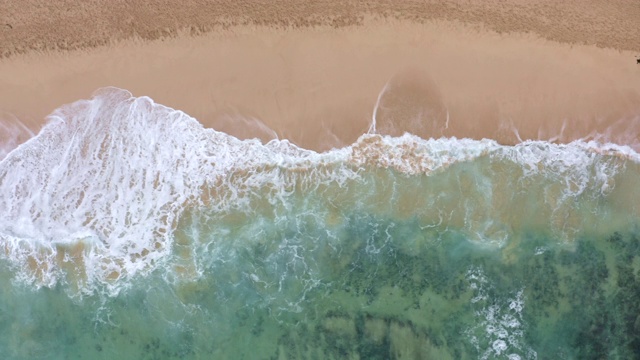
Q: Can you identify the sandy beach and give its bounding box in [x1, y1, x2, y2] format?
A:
[1, 1, 640, 152]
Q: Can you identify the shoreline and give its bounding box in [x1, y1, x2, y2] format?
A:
[2, 11, 640, 152]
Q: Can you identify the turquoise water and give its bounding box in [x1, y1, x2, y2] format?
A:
[1, 88, 640, 359]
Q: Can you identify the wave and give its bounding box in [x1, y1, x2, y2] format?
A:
[1, 87, 639, 296]
[0, 112, 35, 161]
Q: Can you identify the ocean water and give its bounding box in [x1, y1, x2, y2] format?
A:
[1, 87, 640, 359]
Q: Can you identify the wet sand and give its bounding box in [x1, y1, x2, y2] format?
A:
[1, 1, 640, 152]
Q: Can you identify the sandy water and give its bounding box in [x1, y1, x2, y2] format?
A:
[1, 88, 640, 359]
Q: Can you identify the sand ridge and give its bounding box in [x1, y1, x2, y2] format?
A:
[1, 0, 640, 58]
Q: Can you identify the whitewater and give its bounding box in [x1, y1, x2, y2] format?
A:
[0, 87, 639, 359]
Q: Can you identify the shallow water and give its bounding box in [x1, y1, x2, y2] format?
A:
[1, 88, 639, 359]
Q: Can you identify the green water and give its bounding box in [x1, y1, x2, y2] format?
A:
[1, 211, 639, 359]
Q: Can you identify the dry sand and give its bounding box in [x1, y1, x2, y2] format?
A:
[1, 1, 640, 152]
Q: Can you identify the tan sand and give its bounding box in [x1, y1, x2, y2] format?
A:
[1, 1, 640, 152]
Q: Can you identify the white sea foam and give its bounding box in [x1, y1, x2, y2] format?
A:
[0, 87, 354, 295]
[466, 268, 537, 360]
[0, 87, 638, 295]
[1, 88, 217, 294]
[0, 112, 34, 161]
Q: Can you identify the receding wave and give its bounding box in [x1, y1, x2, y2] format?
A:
[1, 87, 639, 359]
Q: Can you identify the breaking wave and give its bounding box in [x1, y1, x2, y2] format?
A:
[1, 87, 638, 296]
